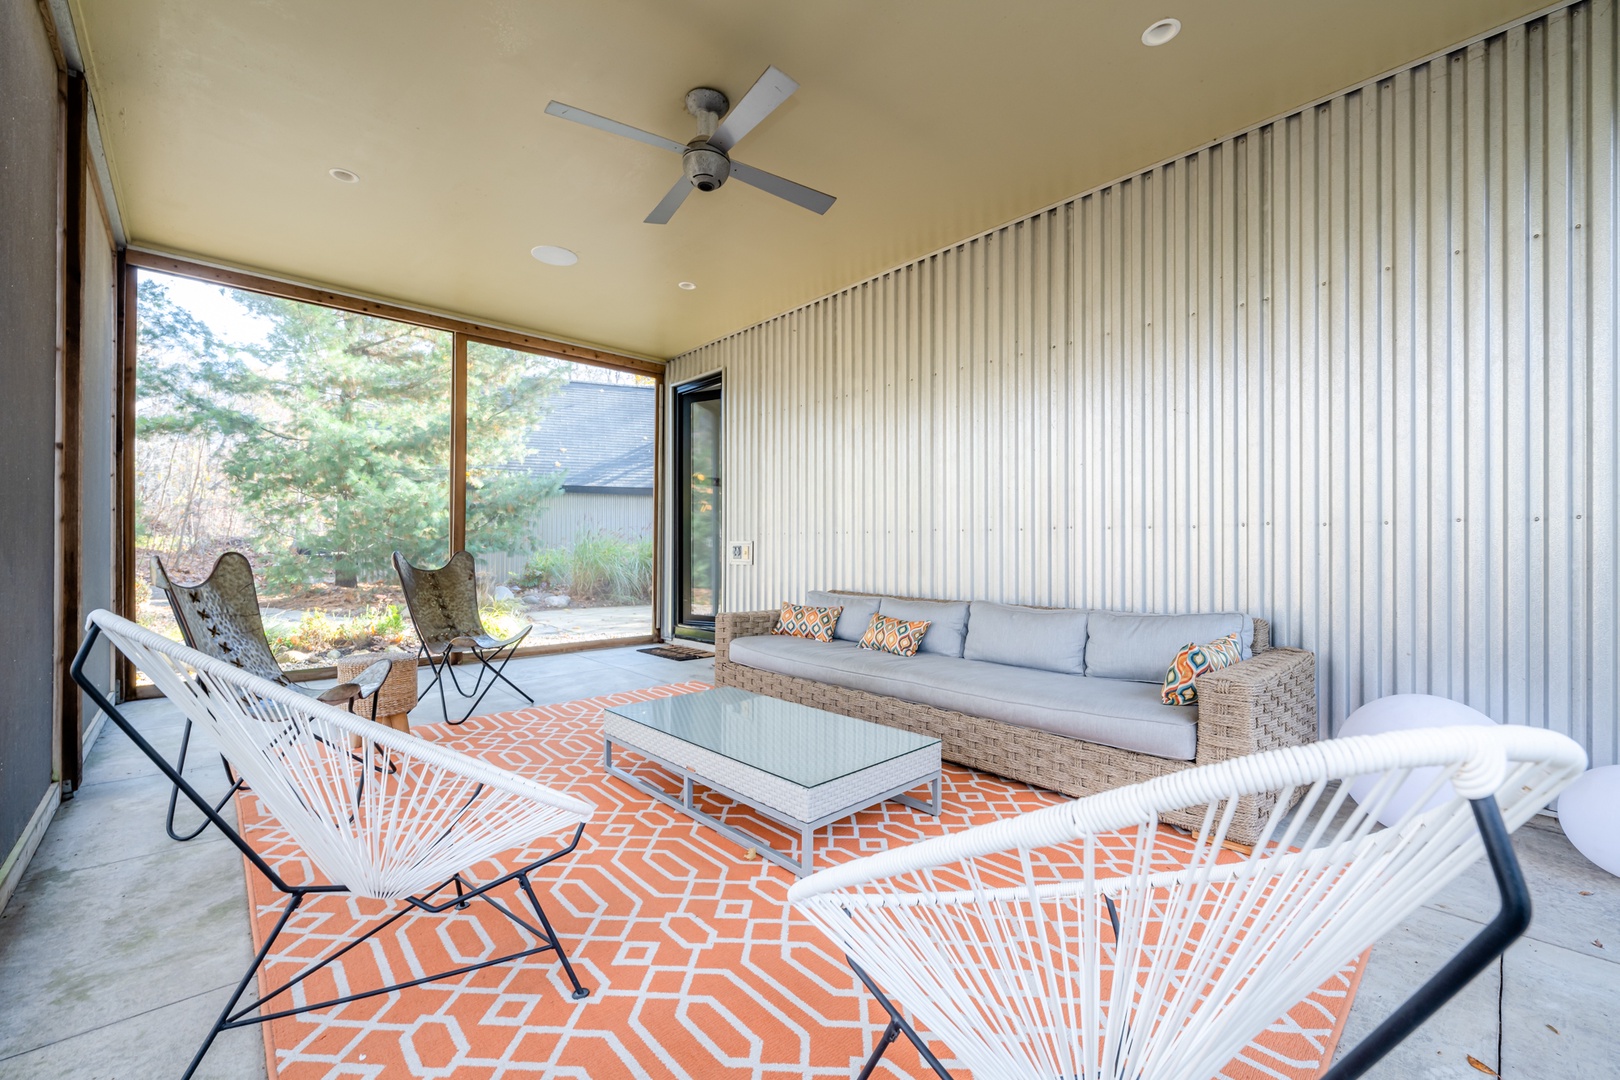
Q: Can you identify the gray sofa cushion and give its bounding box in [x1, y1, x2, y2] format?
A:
[962, 602, 1088, 675]
[877, 597, 971, 657]
[1086, 611, 1254, 684]
[727, 634, 1197, 760]
[806, 590, 881, 643]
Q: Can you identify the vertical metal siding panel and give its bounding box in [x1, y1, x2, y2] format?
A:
[669, 2, 1612, 763]
[1593, 0, 1618, 765]
[1446, 50, 1473, 709]
[1541, 8, 1575, 743]
[1395, 64, 1425, 698]
[1505, 23, 1535, 730]
[1242, 127, 1265, 620]
[1177, 156, 1199, 614]
[1153, 172, 1169, 612]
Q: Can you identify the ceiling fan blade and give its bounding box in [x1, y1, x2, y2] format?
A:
[545, 101, 685, 154]
[644, 177, 693, 224]
[710, 65, 799, 151]
[728, 159, 836, 215]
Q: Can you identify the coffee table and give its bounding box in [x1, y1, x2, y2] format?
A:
[602, 687, 941, 876]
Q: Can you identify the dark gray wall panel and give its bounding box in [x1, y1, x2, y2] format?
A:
[0, 0, 61, 856]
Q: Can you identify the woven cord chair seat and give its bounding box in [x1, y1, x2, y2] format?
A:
[789, 724, 1584, 1080]
[91, 610, 592, 900]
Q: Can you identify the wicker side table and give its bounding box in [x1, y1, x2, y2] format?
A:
[336, 651, 417, 734]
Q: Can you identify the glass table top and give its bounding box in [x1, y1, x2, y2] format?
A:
[603, 687, 940, 789]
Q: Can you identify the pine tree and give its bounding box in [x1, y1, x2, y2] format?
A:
[138, 277, 562, 588]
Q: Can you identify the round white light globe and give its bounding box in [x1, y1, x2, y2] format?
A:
[1558, 765, 1620, 877]
[1339, 694, 1497, 827]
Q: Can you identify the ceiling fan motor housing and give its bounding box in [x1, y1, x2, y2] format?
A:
[683, 142, 731, 191]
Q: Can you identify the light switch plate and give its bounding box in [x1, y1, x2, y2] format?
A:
[727, 541, 753, 565]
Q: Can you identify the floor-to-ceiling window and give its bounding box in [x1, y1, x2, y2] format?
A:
[133, 267, 453, 669]
[465, 341, 656, 650]
[130, 263, 659, 684]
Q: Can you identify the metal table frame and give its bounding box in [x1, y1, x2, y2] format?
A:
[603, 735, 941, 877]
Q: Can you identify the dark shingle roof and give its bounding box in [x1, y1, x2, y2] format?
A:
[517, 381, 655, 494]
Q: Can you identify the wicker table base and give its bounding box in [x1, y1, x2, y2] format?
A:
[336, 651, 417, 734]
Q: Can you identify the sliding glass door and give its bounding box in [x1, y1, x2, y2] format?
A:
[673, 377, 722, 638]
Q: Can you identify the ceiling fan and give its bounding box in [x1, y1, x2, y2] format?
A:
[545, 65, 836, 224]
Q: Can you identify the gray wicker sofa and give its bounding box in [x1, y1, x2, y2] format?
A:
[714, 592, 1317, 843]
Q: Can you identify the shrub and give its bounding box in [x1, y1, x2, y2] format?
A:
[266, 603, 412, 661]
[479, 597, 528, 639]
[515, 531, 652, 603]
[516, 547, 572, 592]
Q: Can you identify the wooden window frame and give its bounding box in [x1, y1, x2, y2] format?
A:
[117, 252, 665, 698]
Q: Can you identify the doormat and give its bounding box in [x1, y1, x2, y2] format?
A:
[233, 684, 1368, 1079]
[637, 644, 712, 661]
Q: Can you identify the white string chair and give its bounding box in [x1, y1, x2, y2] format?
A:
[72, 609, 596, 1080]
[788, 722, 1585, 1080]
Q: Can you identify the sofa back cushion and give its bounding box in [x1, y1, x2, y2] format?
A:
[962, 602, 1089, 675]
[1086, 611, 1254, 684]
[878, 597, 971, 657]
[807, 590, 881, 643]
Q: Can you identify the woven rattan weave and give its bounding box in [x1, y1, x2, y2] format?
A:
[716, 605, 1317, 844]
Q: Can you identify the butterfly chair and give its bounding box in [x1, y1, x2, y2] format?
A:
[71, 610, 595, 1080]
[151, 552, 394, 841]
[789, 723, 1585, 1080]
[393, 550, 534, 723]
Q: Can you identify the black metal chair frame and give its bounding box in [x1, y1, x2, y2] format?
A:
[417, 632, 533, 725]
[152, 553, 389, 841]
[71, 626, 590, 1080]
[847, 796, 1532, 1080]
[394, 551, 535, 724]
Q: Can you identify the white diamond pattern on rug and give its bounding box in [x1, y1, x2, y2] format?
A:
[233, 682, 1365, 1079]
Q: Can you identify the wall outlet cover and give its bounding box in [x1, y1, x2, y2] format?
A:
[727, 541, 753, 565]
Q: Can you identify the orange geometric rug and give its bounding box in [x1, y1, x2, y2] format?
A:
[234, 682, 1367, 1079]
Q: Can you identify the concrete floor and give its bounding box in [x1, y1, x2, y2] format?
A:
[1, 645, 1616, 1079]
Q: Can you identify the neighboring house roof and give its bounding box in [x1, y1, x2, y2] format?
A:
[516, 381, 655, 495]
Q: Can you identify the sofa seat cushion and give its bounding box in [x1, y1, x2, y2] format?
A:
[727, 635, 1197, 761]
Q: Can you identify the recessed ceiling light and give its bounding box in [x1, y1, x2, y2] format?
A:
[328, 168, 360, 183]
[677, 281, 697, 291]
[530, 245, 579, 266]
[1142, 18, 1181, 46]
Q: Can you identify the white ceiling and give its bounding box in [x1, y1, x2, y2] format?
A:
[71, 0, 1549, 358]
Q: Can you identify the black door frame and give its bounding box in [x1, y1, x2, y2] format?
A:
[672, 375, 722, 641]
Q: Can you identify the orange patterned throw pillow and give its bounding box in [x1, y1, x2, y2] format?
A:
[857, 612, 931, 657]
[771, 602, 842, 642]
[1162, 632, 1244, 705]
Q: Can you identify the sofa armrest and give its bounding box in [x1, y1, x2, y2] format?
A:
[1192, 646, 1317, 766]
[715, 610, 779, 666]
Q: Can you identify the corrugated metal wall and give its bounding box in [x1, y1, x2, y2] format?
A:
[668, 1, 1617, 762]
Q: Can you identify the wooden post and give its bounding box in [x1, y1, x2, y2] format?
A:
[450, 333, 468, 556]
[114, 256, 138, 698]
[57, 72, 88, 791]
